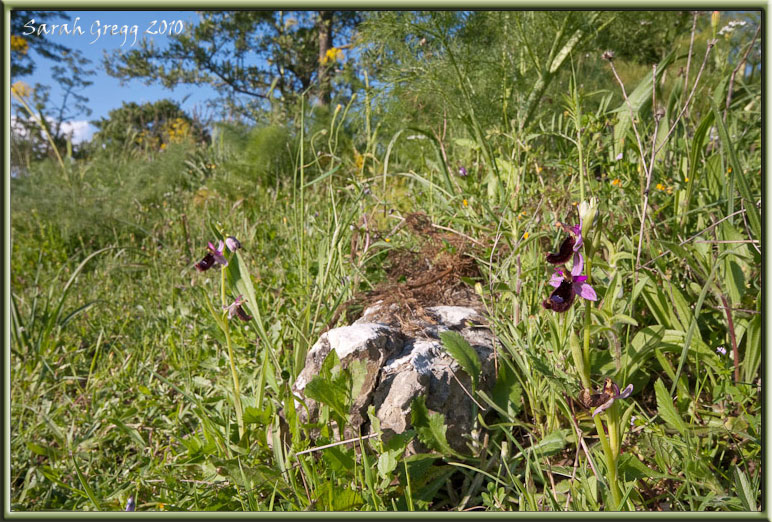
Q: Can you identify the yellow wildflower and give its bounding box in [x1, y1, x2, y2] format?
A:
[11, 81, 31, 99]
[463, 199, 468, 207]
[385, 237, 391, 243]
[727, 167, 732, 174]
[523, 232, 529, 240]
[321, 47, 344, 65]
[656, 183, 666, 191]
[684, 177, 689, 182]
[11, 35, 29, 54]
[611, 178, 622, 186]
[354, 150, 364, 171]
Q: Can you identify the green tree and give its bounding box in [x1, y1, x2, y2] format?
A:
[359, 11, 612, 134]
[91, 99, 210, 153]
[104, 11, 361, 119]
[594, 11, 692, 65]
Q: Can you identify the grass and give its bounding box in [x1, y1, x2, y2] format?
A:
[9, 19, 761, 512]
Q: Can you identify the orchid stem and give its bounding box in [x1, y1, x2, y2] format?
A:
[220, 264, 227, 309]
[221, 266, 245, 440]
[593, 411, 622, 509]
[224, 323, 245, 440]
[582, 247, 593, 383]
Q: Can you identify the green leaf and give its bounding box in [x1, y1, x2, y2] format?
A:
[70, 452, 102, 510]
[526, 429, 568, 457]
[670, 255, 721, 395]
[439, 330, 481, 390]
[639, 276, 678, 329]
[454, 138, 480, 149]
[304, 351, 350, 421]
[733, 468, 757, 511]
[384, 429, 414, 453]
[377, 450, 400, 479]
[654, 378, 687, 436]
[410, 396, 461, 457]
[711, 100, 760, 240]
[357, 435, 380, 510]
[659, 240, 709, 280]
[347, 359, 368, 404]
[601, 271, 622, 315]
[742, 314, 761, 383]
[111, 417, 146, 448]
[243, 406, 272, 426]
[618, 453, 668, 481]
[227, 251, 268, 342]
[668, 284, 695, 335]
[214, 459, 281, 489]
[322, 445, 355, 474]
[610, 313, 638, 327]
[613, 50, 676, 156]
[680, 111, 715, 228]
[406, 127, 454, 194]
[491, 360, 523, 418]
[719, 222, 747, 306]
[330, 487, 364, 511]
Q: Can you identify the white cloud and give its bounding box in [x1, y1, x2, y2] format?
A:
[10, 116, 94, 144]
[59, 120, 94, 144]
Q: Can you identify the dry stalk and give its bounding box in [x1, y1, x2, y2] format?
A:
[607, 30, 716, 279]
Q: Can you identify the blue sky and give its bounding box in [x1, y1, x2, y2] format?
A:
[13, 10, 221, 142]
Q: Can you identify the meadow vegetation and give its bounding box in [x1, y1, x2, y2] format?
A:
[10, 11, 761, 511]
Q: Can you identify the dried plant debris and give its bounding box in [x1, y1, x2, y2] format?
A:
[330, 213, 483, 332]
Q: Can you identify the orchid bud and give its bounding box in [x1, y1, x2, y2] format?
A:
[578, 197, 597, 242]
[225, 236, 242, 252]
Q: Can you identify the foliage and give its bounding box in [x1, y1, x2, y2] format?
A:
[103, 11, 361, 119]
[91, 99, 210, 154]
[11, 10, 74, 77]
[10, 48, 95, 170]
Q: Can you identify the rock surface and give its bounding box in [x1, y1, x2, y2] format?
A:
[292, 304, 497, 454]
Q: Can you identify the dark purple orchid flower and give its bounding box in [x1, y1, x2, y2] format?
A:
[223, 295, 253, 321]
[195, 240, 228, 271]
[578, 378, 634, 417]
[543, 252, 597, 312]
[125, 496, 136, 512]
[546, 216, 583, 264]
